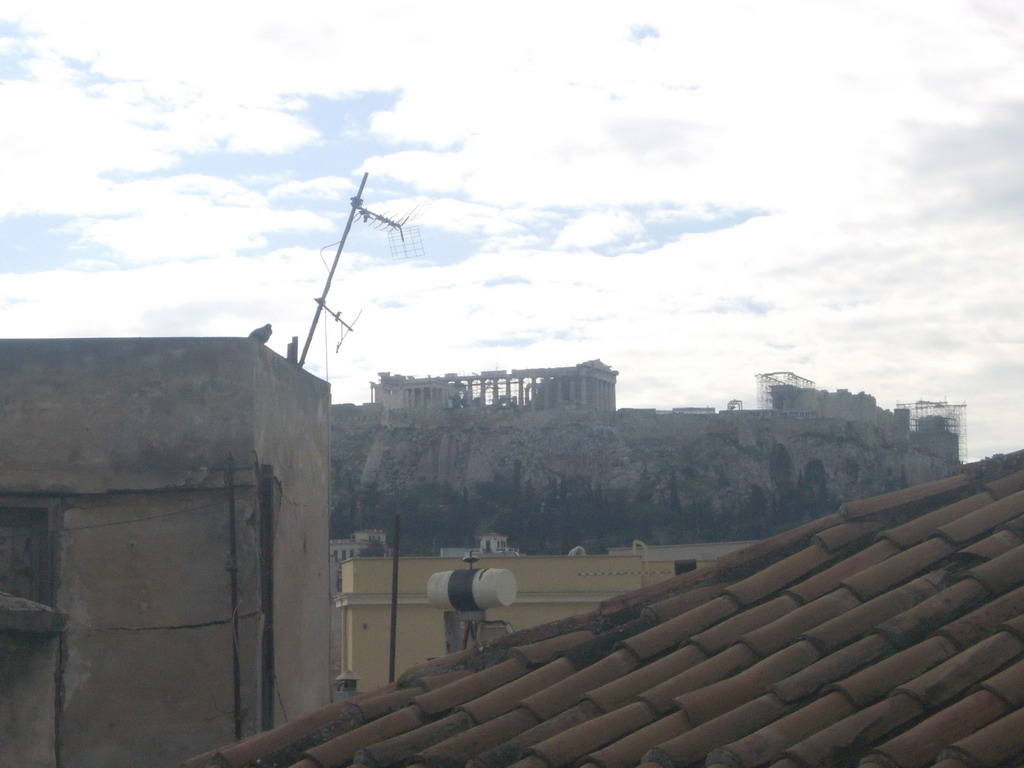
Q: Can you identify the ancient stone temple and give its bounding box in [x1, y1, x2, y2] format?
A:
[370, 359, 618, 411]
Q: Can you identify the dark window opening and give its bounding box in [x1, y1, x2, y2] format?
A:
[0, 505, 55, 606]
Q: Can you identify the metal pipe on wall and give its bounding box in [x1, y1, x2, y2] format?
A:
[388, 513, 401, 683]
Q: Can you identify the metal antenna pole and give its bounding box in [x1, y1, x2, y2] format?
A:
[299, 171, 369, 366]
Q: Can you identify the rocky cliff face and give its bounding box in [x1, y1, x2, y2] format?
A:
[330, 405, 957, 554]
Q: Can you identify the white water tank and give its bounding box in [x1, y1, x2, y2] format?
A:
[427, 568, 517, 611]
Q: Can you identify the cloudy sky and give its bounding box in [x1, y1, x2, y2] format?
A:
[2, 1, 1021, 460]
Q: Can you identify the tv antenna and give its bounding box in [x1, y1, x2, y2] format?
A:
[299, 172, 423, 366]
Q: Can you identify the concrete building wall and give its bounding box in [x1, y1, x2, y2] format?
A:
[252, 348, 332, 720]
[0, 633, 60, 768]
[57, 489, 262, 764]
[0, 339, 255, 494]
[0, 338, 330, 768]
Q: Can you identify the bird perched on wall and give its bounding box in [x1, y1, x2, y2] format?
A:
[248, 323, 273, 343]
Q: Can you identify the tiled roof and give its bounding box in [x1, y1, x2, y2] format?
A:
[186, 451, 1024, 768]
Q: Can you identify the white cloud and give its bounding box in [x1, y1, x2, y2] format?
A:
[553, 210, 645, 250]
[269, 176, 356, 201]
[1, 1, 1023, 460]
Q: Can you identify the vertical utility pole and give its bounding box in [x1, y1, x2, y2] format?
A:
[299, 172, 369, 366]
[388, 512, 401, 683]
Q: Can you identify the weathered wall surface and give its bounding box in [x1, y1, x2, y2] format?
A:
[0, 338, 330, 768]
[331, 405, 956, 551]
[57, 490, 261, 767]
[0, 633, 60, 768]
[0, 339, 256, 494]
[252, 346, 331, 720]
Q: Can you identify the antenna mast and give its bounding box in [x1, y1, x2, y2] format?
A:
[299, 171, 425, 366]
[299, 172, 369, 366]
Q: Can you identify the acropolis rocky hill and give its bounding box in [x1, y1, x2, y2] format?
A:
[329, 369, 960, 554]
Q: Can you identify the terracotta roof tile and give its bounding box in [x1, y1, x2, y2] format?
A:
[560, 618, 660, 669]
[840, 538, 955, 602]
[935, 583, 1024, 648]
[505, 754, 547, 768]
[581, 712, 690, 768]
[585, 644, 706, 714]
[895, 630, 1024, 707]
[739, 589, 860, 657]
[512, 631, 597, 666]
[357, 712, 475, 768]
[873, 579, 990, 649]
[1005, 612, 1024, 639]
[785, 539, 899, 604]
[184, 452, 1024, 768]
[414, 658, 531, 716]
[643, 584, 726, 623]
[595, 565, 711, 616]
[210, 700, 363, 768]
[966, 541, 1024, 594]
[301, 705, 425, 768]
[937, 706, 1024, 767]
[840, 473, 971, 519]
[880, 492, 994, 549]
[420, 669, 477, 690]
[527, 701, 655, 767]
[518, 648, 639, 721]
[622, 595, 739, 659]
[781, 694, 924, 768]
[639, 644, 758, 714]
[724, 545, 834, 606]
[209, 682, 409, 768]
[398, 648, 484, 686]
[712, 512, 840, 574]
[980, 655, 1024, 707]
[707, 691, 858, 768]
[644, 694, 793, 768]
[813, 521, 885, 553]
[355, 688, 422, 721]
[424, 707, 541, 768]
[802, 574, 945, 653]
[959, 527, 1023, 559]
[982, 467, 1024, 499]
[1004, 518, 1024, 546]
[691, 596, 800, 655]
[674, 642, 820, 726]
[833, 635, 959, 707]
[935, 489, 1024, 544]
[459, 658, 576, 723]
[772, 633, 893, 704]
[462, 704, 591, 768]
[866, 689, 1010, 768]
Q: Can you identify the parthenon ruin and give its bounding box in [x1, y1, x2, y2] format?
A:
[370, 360, 618, 412]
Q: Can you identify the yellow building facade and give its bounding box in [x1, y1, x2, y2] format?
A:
[336, 554, 677, 691]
